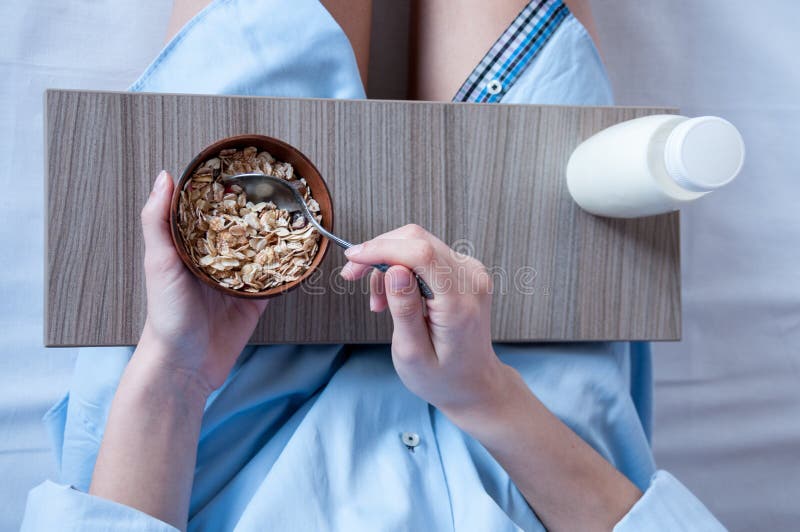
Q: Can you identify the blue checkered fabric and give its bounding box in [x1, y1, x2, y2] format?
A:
[453, 0, 569, 103]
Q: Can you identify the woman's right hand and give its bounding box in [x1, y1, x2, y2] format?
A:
[340, 224, 517, 421]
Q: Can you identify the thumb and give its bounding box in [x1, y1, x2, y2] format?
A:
[384, 266, 435, 365]
[141, 170, 177, 264]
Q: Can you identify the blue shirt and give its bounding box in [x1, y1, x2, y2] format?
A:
[22, 1, 724, 530]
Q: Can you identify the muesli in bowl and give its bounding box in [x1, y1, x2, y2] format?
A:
[170, 135, 333, 298]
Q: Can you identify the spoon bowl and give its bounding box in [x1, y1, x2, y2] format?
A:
[222, 173, 353, 251]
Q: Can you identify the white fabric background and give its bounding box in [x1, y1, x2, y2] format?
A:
[591, 1, 800, 530]
[0, 3, 172, 530]
[0, 1, 797, 530]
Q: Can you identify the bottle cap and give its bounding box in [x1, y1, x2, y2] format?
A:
[664, 116, 745, 192]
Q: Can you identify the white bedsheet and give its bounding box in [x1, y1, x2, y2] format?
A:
[0, 2, 172, 530]
[0, 1, 797, 530]
[592, 1, 800, 529]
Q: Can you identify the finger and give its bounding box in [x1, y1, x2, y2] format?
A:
[340, 224, 450, 282]
[344, 224, 453, 265]
[344, 237, 444, 290]
[384, 266, 435, 365]
[340, 260, 372, 281]
[369, 269, 387, 312]
[351, 224, 427, 244]
[141, 170, 177, 264]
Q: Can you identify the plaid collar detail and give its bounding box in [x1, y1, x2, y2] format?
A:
[453, 0, 569, 103]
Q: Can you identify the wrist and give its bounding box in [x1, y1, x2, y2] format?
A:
[440, 361, 530, 434]
[138, 319, 202, 361]
[127, 353, 212, 408]
[131, 322, 213, 404]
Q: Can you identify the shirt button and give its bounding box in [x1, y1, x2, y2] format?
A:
[486, 79, 503, 95]
[401, 432, 420, 449]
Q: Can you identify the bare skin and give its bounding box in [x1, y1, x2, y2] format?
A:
[318, 0, 373, 87]
[163, 0, 202, 44]
[165, 0, 373, 88]
[410, 0, 601, 100]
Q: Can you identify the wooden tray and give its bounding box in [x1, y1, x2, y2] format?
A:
[44, 90, 680, 346]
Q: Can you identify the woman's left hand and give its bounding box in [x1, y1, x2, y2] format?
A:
[340, 224, 515, 419]
[138, 170, 268, 395]
[90, 170, 269, 530]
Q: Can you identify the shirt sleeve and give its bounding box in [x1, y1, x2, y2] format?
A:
[20, 481, 179, 532]
[614, 471, 727, 531]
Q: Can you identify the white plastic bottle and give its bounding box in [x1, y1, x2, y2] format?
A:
[565, 115, 745, 217]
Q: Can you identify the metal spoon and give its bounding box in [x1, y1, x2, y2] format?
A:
[222, 173, 434, 299]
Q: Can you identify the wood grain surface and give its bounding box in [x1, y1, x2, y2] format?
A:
[45, 90, 680, 346]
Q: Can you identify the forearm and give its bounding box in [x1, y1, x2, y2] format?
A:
[444, 364, 642, 532]
[89, 332, 208, 531]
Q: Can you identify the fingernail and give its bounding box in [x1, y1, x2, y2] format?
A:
[155, 170, 168, 191]
[340, 262, 352, 278]
[344, 244, 363, 257]
[389, 268, 412, 292]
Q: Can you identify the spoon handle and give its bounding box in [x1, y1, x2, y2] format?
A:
[306, 216, 433, 299]
[370, 262, 435, 299]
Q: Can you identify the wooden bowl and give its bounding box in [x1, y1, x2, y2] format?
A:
[170, 134, 333, 299]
